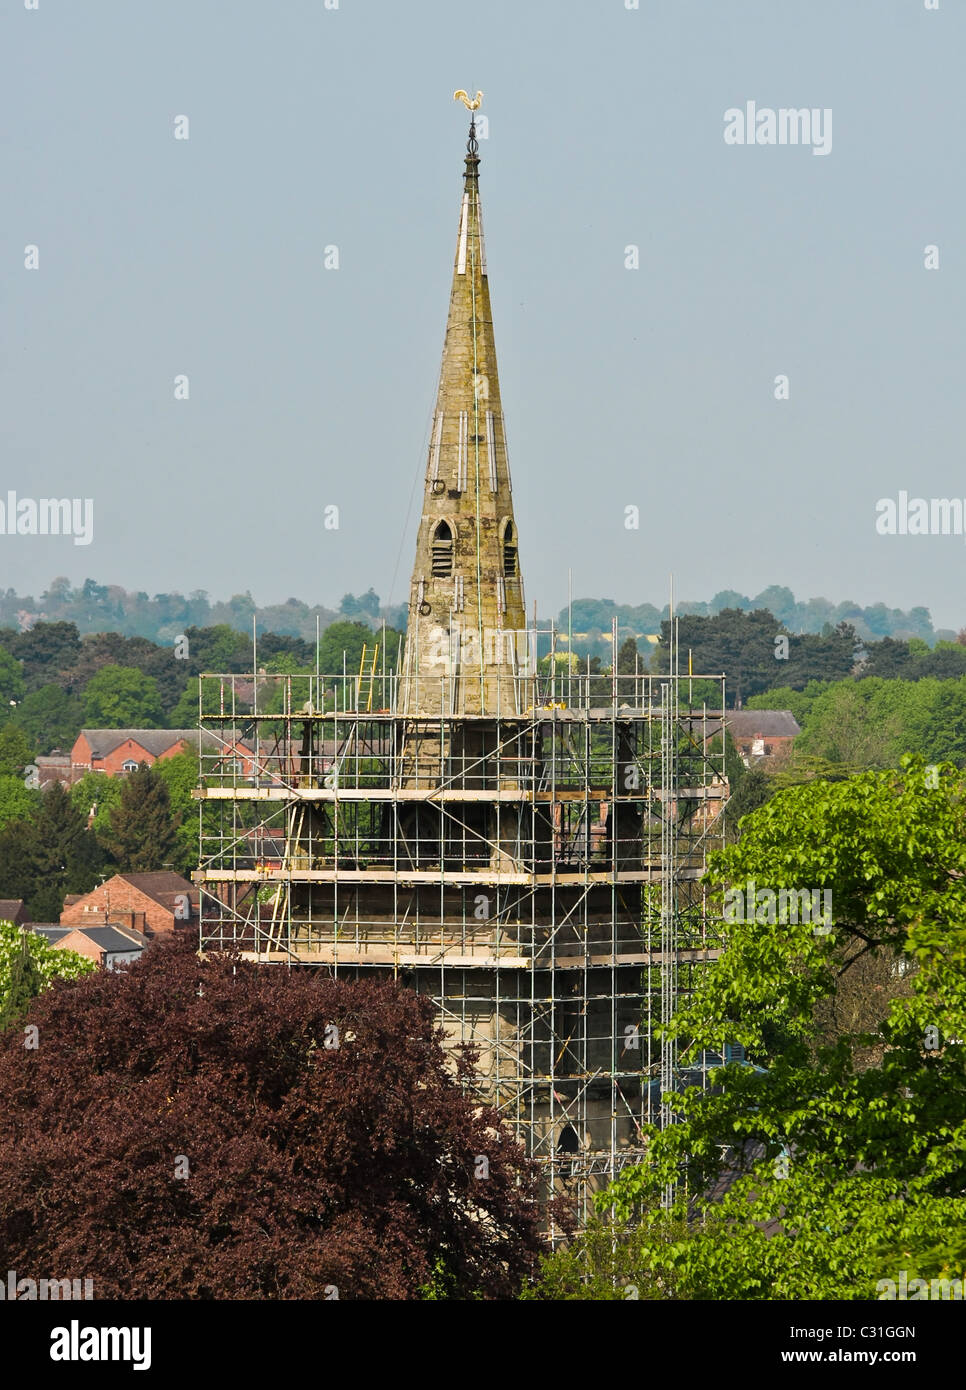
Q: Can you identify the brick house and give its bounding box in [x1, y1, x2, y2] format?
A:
[61, 871, 199, 939]
[71, 729, 256, 778]
[31, 730, 257, 788]
[71, 728, 198, 776]
[34, 922, 148, 970]
[724, 710, 801, 765]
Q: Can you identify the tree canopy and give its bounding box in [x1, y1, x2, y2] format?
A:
[533, 757, 966, 1299]
[104, 763, 181, 872]
[651, 610, 860, 706]
[0, 773, 39, 831]
[0, 918, 95, 1016]
[0, 783, 104, 921]
[8, 683, 83, 755]
[0, 646, 26, 710]
[81, 665, 164, 729]
[0, 934, 543, 1299]
[317, 620, 401, 678]
[767, 676, 966, 770]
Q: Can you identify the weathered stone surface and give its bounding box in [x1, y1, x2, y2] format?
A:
[399, 142, 528, 719]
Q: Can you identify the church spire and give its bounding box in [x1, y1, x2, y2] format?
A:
[399, 98, 529, 717]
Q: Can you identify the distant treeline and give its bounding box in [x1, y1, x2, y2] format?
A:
[650, 609, 966, 707]
[0, 579, 950, 653]
[0, 580, 407, 645]
[558, 586, 949, 657]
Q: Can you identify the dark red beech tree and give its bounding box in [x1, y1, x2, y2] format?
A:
[0, 933, 543, 1299]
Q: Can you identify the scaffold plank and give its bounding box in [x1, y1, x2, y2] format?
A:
[193, 866, 707, 885]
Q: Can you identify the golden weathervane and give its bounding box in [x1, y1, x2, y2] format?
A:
[453, 89, 483, 111]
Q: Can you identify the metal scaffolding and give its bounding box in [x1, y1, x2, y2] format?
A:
[193, 649, 728, 1233]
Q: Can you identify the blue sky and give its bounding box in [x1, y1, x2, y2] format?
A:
[4, 0, 964, 628]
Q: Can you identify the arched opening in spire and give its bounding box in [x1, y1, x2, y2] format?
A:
[501, 519, 517, 577]
[431, 520, 454, 577]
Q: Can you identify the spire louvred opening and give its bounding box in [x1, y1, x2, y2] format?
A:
[502, 521, 517, 577]
[432, 520, 454, 576]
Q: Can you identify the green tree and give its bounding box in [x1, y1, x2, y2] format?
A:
[651, 610, 777, 705]
[709, 590, 750, 614]
[0, 822, 38, 907]
[256, 632, 312, 665]
[750, 585, 796, 626]
[538, 651, 579, 676]
[616, 636, 641, 675]
[904, 677, 966, 764]
[182, 624, 252, 672]
[70, 632, 189, 720]
[169, 668, 250, 725]
[82, 666, 164, 729]
[0, 725, 34, 776]
[170, 677, 205, 727]
[24, 782, 105, 921]
[155, 752, 199, 875]
[224, 592, 256, 626]
[590, 757, 966, 1298]
[0, 919, 95, 1023]
[791, 676, 966, 770]
[680, 677, 721, 710]
[917, 642, 966, 680]
[104, 764, 181, 872]
[785, 621, 860, 687]
[524, 1209, 689, 1299]
[745, 681, 828, 727]
[12, 684, 84, 754]
[69, 770, 123, 838]
[317, 620, 392, 678]
[861, 636, 914, 679]
[0, 646, 26, 713]
[0, 774, 39, 830]
[794, 679, 902, 767]
[339, 588, 381, 619]
[3, 621, 81, 691]
[0, 938, 45, 1030]
[653, 611, 859, 706]
[723, 764, 773, 833]
[568, 598, 618, 632]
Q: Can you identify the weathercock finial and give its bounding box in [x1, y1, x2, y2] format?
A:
[454, 90, 483, 158]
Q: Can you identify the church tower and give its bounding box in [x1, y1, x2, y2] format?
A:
[196, 101, 729, 1232]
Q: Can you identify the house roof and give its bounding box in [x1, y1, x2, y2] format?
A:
[31, 925, 73, 943]
[727, 710, 801, 739]
[78, 729, 198, 759]
[0, 898, 26, 920]
[115, 872, 197, 907]
[77, 729, 253, 760]
[95, 922, 149, 948]
[62, 924, 149, 954]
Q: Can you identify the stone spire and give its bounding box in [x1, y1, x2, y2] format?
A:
[399, 109, 529, 717]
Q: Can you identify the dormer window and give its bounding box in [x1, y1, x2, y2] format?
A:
[431, 520, 453, 576]
[122, 759, 139, 773]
